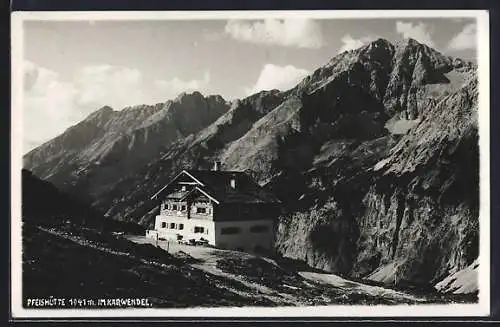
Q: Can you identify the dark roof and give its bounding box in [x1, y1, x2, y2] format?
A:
[153, 169, 280, 204]
[187, 169, 280, 204]
[165, 189, 190, 200]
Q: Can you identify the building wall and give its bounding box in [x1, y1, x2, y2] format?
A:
[151, 195, 278, 253]
[154, 214, 216, 244]
[161, 199, 214, 219]
[151, 214, 276, 252]
[214, 219, 275, 253]
[213, 203, 279, 221]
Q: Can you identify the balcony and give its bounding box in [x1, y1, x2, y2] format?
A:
[160, 209, 188, 217]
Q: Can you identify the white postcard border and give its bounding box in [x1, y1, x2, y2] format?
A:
[10, 9, 491, 319]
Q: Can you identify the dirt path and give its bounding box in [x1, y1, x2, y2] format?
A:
[298, 272, 425, 302]
[125, 235, 426, 305]
[125, 235, 306, 305]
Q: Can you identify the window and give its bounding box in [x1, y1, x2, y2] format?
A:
[196, 207, 207, 214]
[179, 223, 184, 230]
[170, 223, 176, 229]
[181, 205, 186, 211]
[221, 227, 241, 235]
[161, 222, 166, 228]
[194, 226, 205, 233]
[172, 204, 178, 211]
[250, 225, 269, 233]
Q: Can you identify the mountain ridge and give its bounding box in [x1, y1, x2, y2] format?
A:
[23, 91, 231, 199]
[22, 38, 479, 292]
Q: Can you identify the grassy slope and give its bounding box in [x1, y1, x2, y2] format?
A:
[22, 224, 266, 308]
[23, 221, 477, 308]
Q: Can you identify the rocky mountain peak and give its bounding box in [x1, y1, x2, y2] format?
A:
[168, 91, 229, 118]
[369, 37, 393, 47]
[206, 94, 227, 104]
[394, 38, 452, 69]
[359, 38, 395, 58]
[23, 89, 231, 195]
[381, 38, 465, 118]
[393, 37, 437, 54]
[174, 90, 205, 103]
[84, 105, 115, 123]
[396, 37, 421, 47]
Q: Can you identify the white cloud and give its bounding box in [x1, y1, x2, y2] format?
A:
[448, 23, 477, 51]
[224, 19, 324, 48]
[204, 31, 224, 41]
[23, 61, 212, 153]
[338, 34, 378, 53]
[154, 71, 210, 98]
[23, 61, 80, 152]
[73, 64, 146, 110]
[396, 21, 435, 47]
[245, 64, 310, 95]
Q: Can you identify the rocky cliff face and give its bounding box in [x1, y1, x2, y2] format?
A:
[23, 38, 479, 291]
[276, 73, 478, 290]
[272, 41, 478, 290]
[23, 92, 230, 200]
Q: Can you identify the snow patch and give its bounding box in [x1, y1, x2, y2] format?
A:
[373, 158, 391, 171]
[366, 262, 399, 284]
[385, 118, 420, 135]
[435, 259, 478, 294]
[299, 271, 423, 301]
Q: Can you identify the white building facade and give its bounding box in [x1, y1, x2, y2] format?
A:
[146, 166, 280, 253]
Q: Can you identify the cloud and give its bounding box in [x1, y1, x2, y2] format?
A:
[448, 23, 477, 51]
[338, 34, 378, 53]
[23, 61, 81, 152]
[203, 31, 225, 41]
[73, 64, 146, 110]
[154, 71, 210, 98]
[245, 64, 310, 95]
[449, 18, 470, 23]
[396, 21, 435, 47]
[224, 19, 324, 48]
[22, 61, 212, 152]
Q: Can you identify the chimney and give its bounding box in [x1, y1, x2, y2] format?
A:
[213, 161, 221, 171]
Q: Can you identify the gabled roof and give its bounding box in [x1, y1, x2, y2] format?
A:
[179, 186, 220, 204]
[151, 170, 204, 200]
[151, 169, 280, 204]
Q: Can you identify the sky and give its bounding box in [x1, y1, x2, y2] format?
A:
[22, 16, 478, 153]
